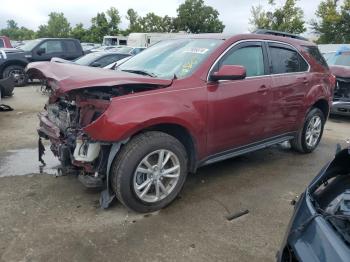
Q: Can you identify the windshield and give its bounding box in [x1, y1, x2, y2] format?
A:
[18, 39, 41, 51]
[326, 52, 350, 67]
[118, 39, 223, 79]
[75, 52, 104, 65]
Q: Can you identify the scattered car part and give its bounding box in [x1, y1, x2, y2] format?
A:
[225, 209, 249, 221]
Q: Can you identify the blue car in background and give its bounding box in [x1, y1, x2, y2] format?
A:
[277, 146, 350, 261]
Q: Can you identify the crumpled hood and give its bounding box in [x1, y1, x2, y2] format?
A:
[329, 65, 350, 79]
[26, 61, 173, 94]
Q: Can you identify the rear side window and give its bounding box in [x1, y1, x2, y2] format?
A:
[221, 46, 265, 77]
[269, 45, 308, 74]
[0, 40, 4, 48]
[65, 40, 79, 53]
[302, 46, 328, 68]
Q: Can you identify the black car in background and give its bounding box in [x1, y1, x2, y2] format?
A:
[278, 146, 350, 262]
[0, 38, 84, 86]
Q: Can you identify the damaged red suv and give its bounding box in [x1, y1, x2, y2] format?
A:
[27, 32, 335, 212]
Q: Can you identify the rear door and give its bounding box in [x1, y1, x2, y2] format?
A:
[266, 42, 310, 135]
[63, 40, 82, 60]
[207, 41, 272, 155]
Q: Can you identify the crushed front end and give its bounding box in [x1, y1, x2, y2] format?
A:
[332, 77, 350, 116]
[38, 85, 113, 187]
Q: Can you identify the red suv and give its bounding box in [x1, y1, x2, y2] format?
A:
[27, 32, 335, 212]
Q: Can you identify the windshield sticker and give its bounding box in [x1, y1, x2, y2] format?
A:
[184, 48, 209, 54]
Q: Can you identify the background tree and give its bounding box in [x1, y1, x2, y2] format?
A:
[70, 23, 88, 42]
[311, 0, 346, 43]
[249, 0, 306, 34]
[175, 0, 225, 33]
[89, 12, 109, 42]
[106, 7, 121, 35]
[0, 20, 35, 40]
[125, 9, 142, 33]
[36, 12, 71, 38]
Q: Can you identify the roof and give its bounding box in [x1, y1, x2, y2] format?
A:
[164, 33, 314, 46]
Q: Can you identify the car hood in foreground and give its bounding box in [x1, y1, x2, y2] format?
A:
[26, 61, 173, 94]
[330, 65, 350, 79]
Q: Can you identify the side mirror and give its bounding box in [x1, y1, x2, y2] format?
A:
[91, 62, 101, 67]
[210, 65, 246, 81]
[36, 48, 46, 56]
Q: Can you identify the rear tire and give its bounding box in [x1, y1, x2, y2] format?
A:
[291, 108, 325, 153]
[111, 131, 188, 213]
[3, 65, 27, 87]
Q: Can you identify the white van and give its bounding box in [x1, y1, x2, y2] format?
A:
[127, 32, 188, 47]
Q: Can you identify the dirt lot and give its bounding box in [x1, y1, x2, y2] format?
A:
[0, 86, 349, 262]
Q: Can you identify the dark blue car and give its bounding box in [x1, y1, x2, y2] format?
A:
[278, 146, 350, 261]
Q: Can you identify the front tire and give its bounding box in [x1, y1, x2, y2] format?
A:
[111, 131, 188, 213]
[291, 108, 325, 153]
[3, 65, 27, 87]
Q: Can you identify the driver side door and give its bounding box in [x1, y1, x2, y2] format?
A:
[206, 41, 272, 156]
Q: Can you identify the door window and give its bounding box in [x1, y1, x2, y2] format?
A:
[65, 40, 78, 53]
[38, 41, 63, 54]
[269, 45, 308, 74]
[220, 46, 265, 77]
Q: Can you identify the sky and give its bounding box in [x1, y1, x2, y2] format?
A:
[0, 0, 322, 35]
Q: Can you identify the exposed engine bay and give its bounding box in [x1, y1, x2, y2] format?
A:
[38, 84, 164, 185]
[312, 148, 350, 246]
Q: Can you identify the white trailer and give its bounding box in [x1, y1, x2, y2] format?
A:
[102, 35, 128, 46]
[127, 32, 188, 47]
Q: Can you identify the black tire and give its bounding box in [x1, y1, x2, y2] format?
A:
[111, 131, 188, 213]
[2, 65, 27, 87]
[291, 108, 325, 153]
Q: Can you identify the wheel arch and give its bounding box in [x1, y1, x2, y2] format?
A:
[312, 99, 329, 119]
[0, 60, 28, 76]
[131, 123, 198, 173]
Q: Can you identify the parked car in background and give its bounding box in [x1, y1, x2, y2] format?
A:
[0, 38, 84, 86]
[90, 46, 116, 52]
[323, 46, 350, 116]
[108, 46, 146, 55]
[73, 52, 131, 68]
[27, 31, 334, 213]
[0, 36, 13, 48]
[277, 146, 350, 262]
[103, 56, 132, 70]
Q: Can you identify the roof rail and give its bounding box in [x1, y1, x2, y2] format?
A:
[253, 29, 308, 41]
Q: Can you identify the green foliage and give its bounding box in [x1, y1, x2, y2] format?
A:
[249, 0, 306, 34]
[0, 20, 35, 40]
[311, 0, 350, 44]
[89, 12, 109, 42]
[175, 0, 225, 33]
[70, 23, 88, 42]
[36, 12, 71, 38]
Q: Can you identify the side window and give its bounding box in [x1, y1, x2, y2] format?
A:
[220, 46, 265, 77]
[269, 45, 308, 74]
[0, 40, 4, 48]
[38, 40, 63, 54]
[95, 55, 120, 67]
[65, 40, 78, 53]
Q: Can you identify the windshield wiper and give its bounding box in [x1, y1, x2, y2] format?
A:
[121, 69, 157, 78]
